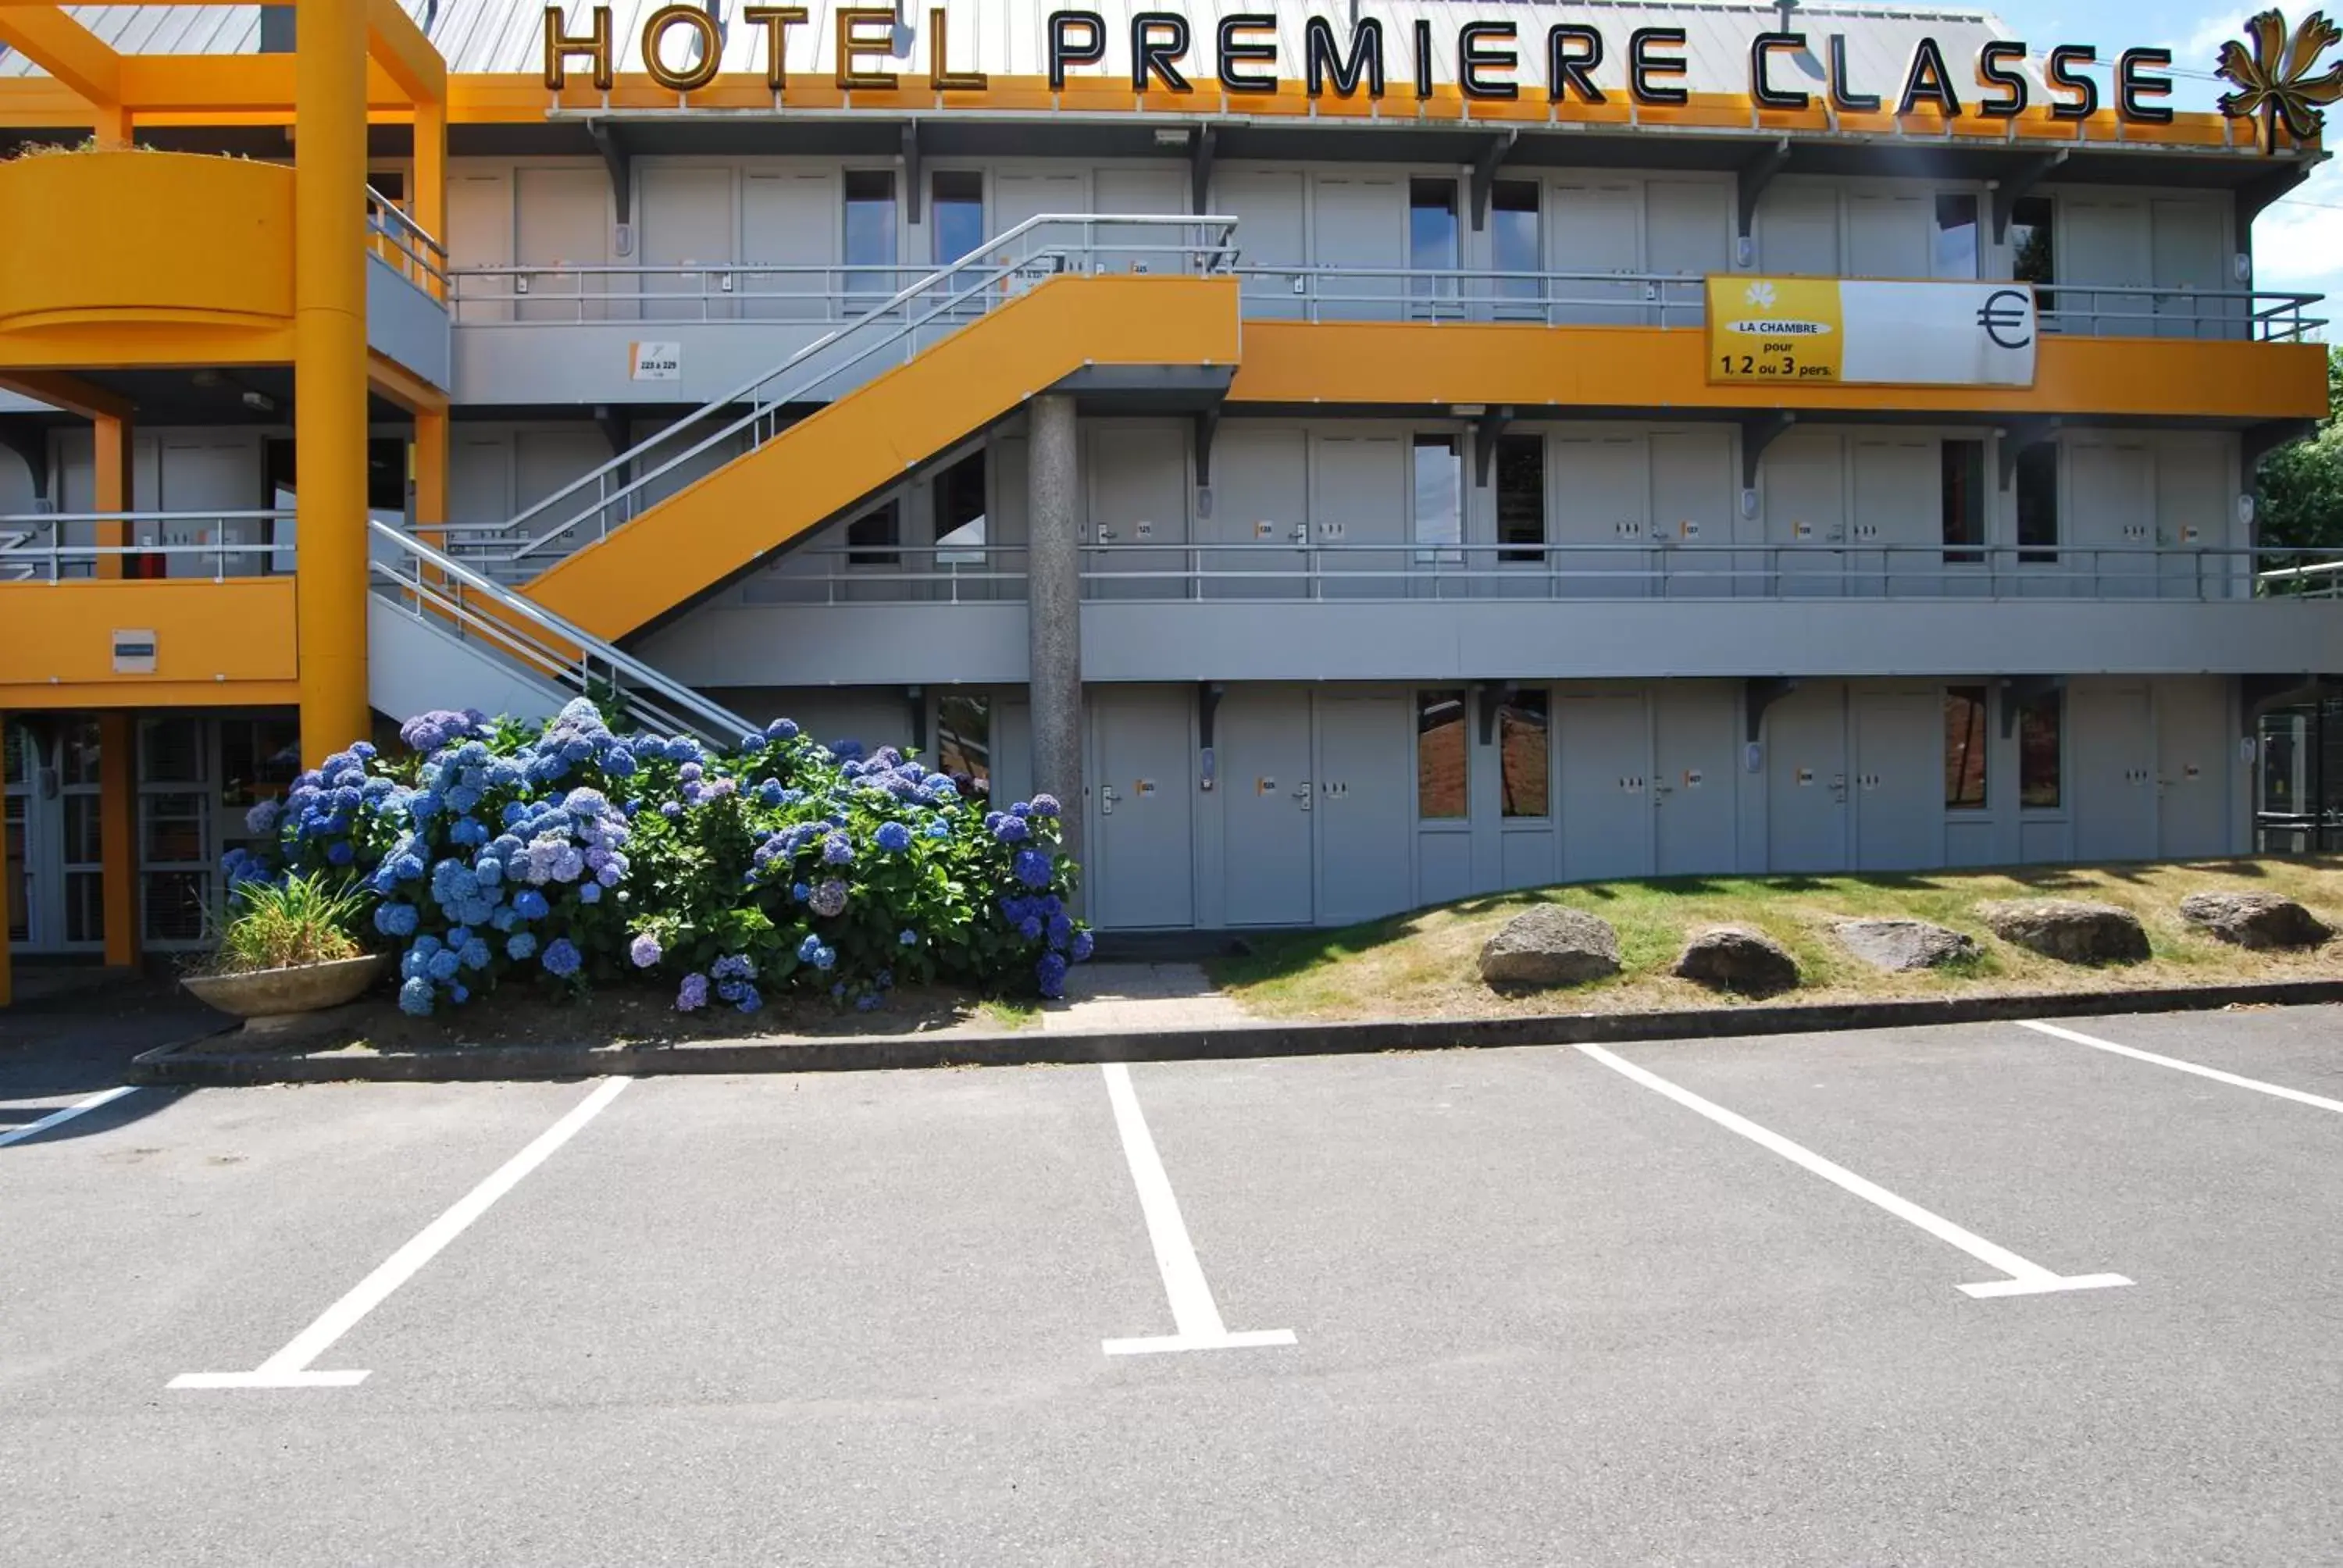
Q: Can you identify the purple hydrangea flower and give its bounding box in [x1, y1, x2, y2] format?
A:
[822, 832, 854, 866]
[677, 972, 710, 1011]
[629, 932, 662, 968]
[1028, 793, 1062, 819]
[810, 878, 849, 918]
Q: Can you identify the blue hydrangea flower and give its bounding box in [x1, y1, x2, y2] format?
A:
[1028, 793, 1062, 819]
[512, 889, 551, 921]
[992, 815, 1030, 845]
[766, 718, 800, 741]
[875, 821, 912, 853]
[711, 953, 757, 982]
[426, 948, 462, 982]
[398, 976, 436, 1016]
[541, 938, 582, 978]
[1012, 848, 1053, 889]
[797, 933, 824, 965]
[899, 928, 919, 947]
[822, 832, 854, 866]
[507, 932, 538, 962]
[1047, 914, 1075, 950]
[810, 879, 849, 918]
[244, 798, 282, 836]
[1071, 929, 1095, 963]
[677, 972, 710, 1011]
[1036, 952, 1070, 999]
[925, 820, 952, 839]
[458, 937, 492, 971]
[373, 902, 419, 938]
[579, 882, 603, 904]
[1018, 915, 1044, 941]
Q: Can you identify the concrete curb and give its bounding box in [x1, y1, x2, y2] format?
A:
[130, 978, 2343, 1087]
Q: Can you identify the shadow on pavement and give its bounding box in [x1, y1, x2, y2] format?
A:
[0, 964, 231, 1146]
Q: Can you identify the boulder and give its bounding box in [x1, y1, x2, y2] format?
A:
[1478, 905, 1621, 990]
[1834, 918, 1979, 973]
[1977, 900, 2150, 964]
[2177, 891, 2334, 951]
[1672, 925, 1799, 996]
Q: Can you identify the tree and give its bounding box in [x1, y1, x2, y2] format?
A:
[2256, 346, 2343, 552]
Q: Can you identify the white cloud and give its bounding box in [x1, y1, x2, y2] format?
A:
[2254, 162, 2343, 338]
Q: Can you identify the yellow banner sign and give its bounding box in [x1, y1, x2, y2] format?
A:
[1706, 277, 2038, 389]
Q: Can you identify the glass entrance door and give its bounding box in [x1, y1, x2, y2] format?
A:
[3, 718, 105, 953]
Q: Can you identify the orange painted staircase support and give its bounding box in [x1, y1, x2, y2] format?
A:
[522, 273, 1241, 642]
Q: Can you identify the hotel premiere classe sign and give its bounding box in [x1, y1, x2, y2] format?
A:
[544, 3, 2220, 129]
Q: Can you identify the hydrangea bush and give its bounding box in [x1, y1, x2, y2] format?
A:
[226, 700, 1091, 1017]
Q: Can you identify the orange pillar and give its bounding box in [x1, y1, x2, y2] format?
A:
[93, 414, 132, 578]
[414, 408, 448, 551]
[293, 0, 373, 766]
[98, 712, 137, 968]
[413, 99, 447, 300]
[93, 102, 131, 151]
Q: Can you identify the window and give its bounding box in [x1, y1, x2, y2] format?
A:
[2009, 194, 2054, 315]
[1499, 690, 1550, 818]
[934, 451, 987, 566]
[847, 498, 900, 567]
[932, 170, 984, 266]
[2018, 691, 2062, 809]
[1409, 178, 1459, 304]
[1944, 686, 1989, 810]
[1492, 180, 1540, 306]
[1932, 194, 1979, 280]
[1416, 690, 1468, 819]
[1496, 433, 1545, 563]
[1412, 435, 1461, 559]
[219, 718, 301, 809]
[2016, 444, 2058, 564]
[934, 693, 990, 797]
[843, 169, 897, 305]
[1941, 439, 1985, 563]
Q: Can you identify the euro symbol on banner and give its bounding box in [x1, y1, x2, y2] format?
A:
[1976, 289, 2032, 351]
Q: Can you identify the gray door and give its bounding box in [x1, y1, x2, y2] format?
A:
[1765, 429, 1846, 597]
[1652, 429, 1732, 597]
[1311, 433, 1405, 600]
[515, 166, 615, 322]
[2073, 686, 2156, 861]
[2156, 435, 2228, 600]
[2067, 439, 2156, 598]
[1221, 690, 1314, 926]
[1088, 425, 1189, 601]
[1547, 181, 1641, 324]
[1216, 170, 1305, 319]
[1093, 169, 1186, 274]
[1560, 693, 1651, 881]
[1654, 686, 1738, 875]
[1766, 684, 1848, 872]
[447, 170, 513, 323]
[742, 172, 836, 320]
[155, 437, 261, 578]
[1854, 691, 1941, 871]
[2158, 679, 2231, 859]
[1313, 694, 1411, 925]
[1849, 437, 1934, 597]
[1205, 424, 1307, 600]
[1756, 183, 1838, 276]
[1310, 173, 1404, 320]
[1642, 180, 1727, 326]
[1093, 689, 1194, 930]
[639, 166, 734, 322]
[2058, 194, 2151, 333]
[2151, 199, 2231, 339]
[1551, 436, 1648, 597]
[1844, 192, 1931, 279]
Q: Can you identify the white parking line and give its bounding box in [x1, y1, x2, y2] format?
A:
[1099, 1062, 1296, 1356]
[170, 1076, 632, 1390]
[2019, 1019, 2343, 1115]
[1575, 1044, 2131, 1300]
[0, 1085, 139, 1149]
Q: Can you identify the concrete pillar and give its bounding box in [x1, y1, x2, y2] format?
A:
[1025, 394, 1083, 871]
[0, 711, 11, 1008]
[292, 0, 373, 765]
[98, 712, 137, 968]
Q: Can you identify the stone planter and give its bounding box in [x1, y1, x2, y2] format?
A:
[182, 953, 383, 1021]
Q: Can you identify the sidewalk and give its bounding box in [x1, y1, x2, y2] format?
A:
[1040, 962, 1250, 1035]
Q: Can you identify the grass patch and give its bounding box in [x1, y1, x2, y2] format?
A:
[975, 998, 1043, 1032]
[1208, 857, 2343, 1021]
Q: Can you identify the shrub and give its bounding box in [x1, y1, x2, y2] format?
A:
[200, 871, 367, 975]
[227, 700, 1091, 1016]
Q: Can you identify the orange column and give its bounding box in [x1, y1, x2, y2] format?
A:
[293, 0, 374, 766]
[98, 712, 137, 968]
[93, 102, 131, 151]
[414, 408, 448, 551]
[413, 99, 447, 301]
[93, 414, 132, 578]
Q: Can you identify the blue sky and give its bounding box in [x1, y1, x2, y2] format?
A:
[1995, 0, 2341, 333]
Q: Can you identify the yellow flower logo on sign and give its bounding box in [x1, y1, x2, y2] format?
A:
[2217, 9, 2343, 153]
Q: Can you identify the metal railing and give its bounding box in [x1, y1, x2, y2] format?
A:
[366, 185, 449, 301]
[367, 520, 754, 746]
[447, 256, 2323, 341]
[1049, 540, 2341, 603]
[690, 539, 2343, 606]
[0, 511, 291, 582]
[440, 213, 1237, 582]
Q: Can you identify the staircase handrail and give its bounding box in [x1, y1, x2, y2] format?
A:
[489, 212, 1237, 566]
[369, 519, 758, 743]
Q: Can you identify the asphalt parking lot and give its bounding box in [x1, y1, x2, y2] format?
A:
[4, 1004, 2341, 1566]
